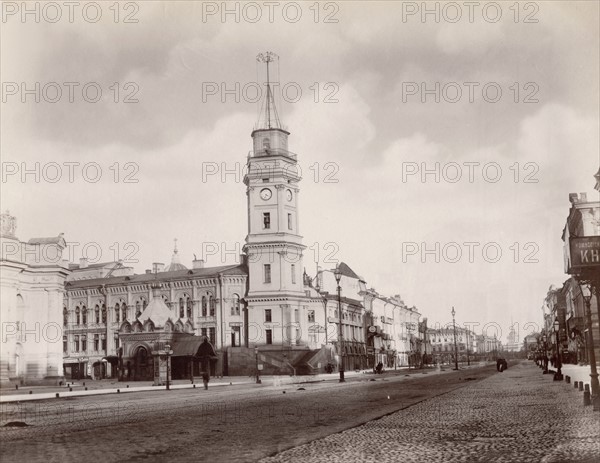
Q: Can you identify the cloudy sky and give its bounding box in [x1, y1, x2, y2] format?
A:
[2, 1, 598, 342]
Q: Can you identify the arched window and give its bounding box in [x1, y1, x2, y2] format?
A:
[81, 306, 87, 325]
[135, 301, 141, 318]
[115, 303, 120, 323]
[202, 296, 207, 317]
[186, 296, 192, 318]
[101, 305, 107, 324]
[209, 295, 216, 316]
[95, 305, 100, 324]
[76, 306, 80, 325]
[179, 298, 184, 318]
[231, 294, 240, 316]
[63, 307, 68, 326]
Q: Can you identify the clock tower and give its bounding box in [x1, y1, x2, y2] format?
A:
[243, 52, 309, 348]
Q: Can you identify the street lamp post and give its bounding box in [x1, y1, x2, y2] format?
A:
[580, 283, 599, 409]
[334, 266, 345, 382]
[451, 307, 459, 371]
[466, 329, 470, 366]
[553, 320, 563, 381]
[165, 343, 171, 390]
[255, 346, 261, 384]
[542, 335, 548, 374]
[315, 281, 329, 355]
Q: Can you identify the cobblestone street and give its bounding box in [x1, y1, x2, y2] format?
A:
[261, 362, 600, 463]
[2, 362, 598, 462]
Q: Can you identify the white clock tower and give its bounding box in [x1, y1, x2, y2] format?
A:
[244, 52, 309, 349]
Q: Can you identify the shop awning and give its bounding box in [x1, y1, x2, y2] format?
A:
[171, 337, 206, 357]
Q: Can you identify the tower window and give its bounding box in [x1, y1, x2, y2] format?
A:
[288, 213, 292, 230]
[291, 264, 296, 284]
[262, 178, 269, 183]
[265, 309, 272, 322]
[264, 264, 271, 283]
[263, 212, 271, 229]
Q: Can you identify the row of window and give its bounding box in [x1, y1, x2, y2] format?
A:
[262, 212, 293, 230]
[263, 264, 296, 284]
[63, 294, 239, 326]
[64, 327, 220, 354]
[64, 334, 109, 353]
[432, 345, 466, 352]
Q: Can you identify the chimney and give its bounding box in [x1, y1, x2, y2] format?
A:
[145, 269, 152, 274]
[569, 193, 578, 204]
[79, 257, 88, 269]
[192, 259, 205, 269]
[580, 192, 587, 202]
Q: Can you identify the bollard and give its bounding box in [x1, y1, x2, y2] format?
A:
[583, 384, 591, 406]
[55, 393, 59, 398]
[15, 385, 18, 390]
[117, 389, 120, 393]
[29, 391, 32, 394]
[69, 387, 72, 392]
[85, 387, 88, 391]
[579, 382, 584, 392]
[565, 375, 570, 384]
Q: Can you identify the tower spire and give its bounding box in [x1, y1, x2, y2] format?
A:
[256, 52, 281, 130]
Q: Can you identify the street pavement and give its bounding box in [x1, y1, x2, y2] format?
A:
[260, 361, 600, 463]
[1, 362, 598, 462]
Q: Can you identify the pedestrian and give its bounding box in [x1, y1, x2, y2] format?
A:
[202, 370, 210, 390]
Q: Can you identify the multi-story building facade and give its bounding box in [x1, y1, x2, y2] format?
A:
[428, 326, 478, 364]
[63, 248, 247, 379]
[561, 186, 600, 365]
[0, 211, 70, 385]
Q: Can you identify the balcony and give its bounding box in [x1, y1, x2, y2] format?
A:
[249, 148, 297, 161]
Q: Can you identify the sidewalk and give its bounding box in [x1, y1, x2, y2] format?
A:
[558, 363, 600, 389]
[0, 362, 491, 403]
[0, 368, 406, 403]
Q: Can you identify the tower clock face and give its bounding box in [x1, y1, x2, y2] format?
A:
[260, 188, 272, 200]
[286, 189, 293, 201]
